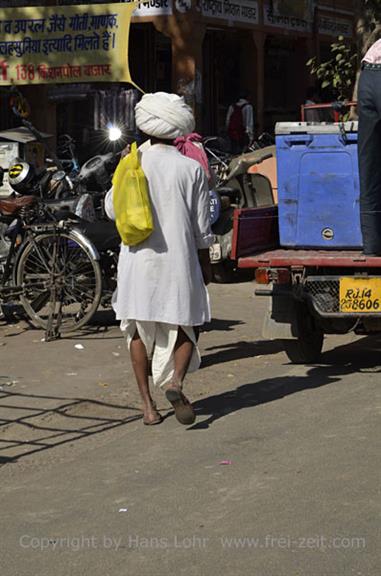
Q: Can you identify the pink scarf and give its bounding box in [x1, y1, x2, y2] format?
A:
[174, 133, 211, 181]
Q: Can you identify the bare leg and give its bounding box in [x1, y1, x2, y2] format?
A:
[130, 331, 161, 424]
[173, 327, 194, 386]
[164, 327, 196, 425]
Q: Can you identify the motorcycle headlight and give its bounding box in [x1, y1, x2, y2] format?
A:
[108, 125, 122, 142]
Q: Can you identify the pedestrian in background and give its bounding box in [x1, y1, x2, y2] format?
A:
[358, 35, 381, 256]
[226, 90, 254, 154]
[105, 92, 213, 426]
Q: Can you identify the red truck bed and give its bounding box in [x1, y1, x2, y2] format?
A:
[239, 249, 381, 269]
[231, 207, 381, 269]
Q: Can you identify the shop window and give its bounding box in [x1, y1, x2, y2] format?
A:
[203, 29, 251, 136]
[129, 24, 171, 93]
[264, 35, 303, 127]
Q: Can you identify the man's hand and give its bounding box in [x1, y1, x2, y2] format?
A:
[121, 144, 131, 158]
[198, 249, 212, 285]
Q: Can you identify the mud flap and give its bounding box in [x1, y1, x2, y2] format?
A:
[261, 288, 299, 340]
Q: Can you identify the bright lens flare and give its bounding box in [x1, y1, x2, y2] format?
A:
[108, 126, 122, 142]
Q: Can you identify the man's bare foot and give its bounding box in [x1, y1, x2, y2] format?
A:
[142, 403, 163, 426]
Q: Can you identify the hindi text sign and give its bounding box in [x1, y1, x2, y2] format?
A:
[201, 0, 259, 25]
[0, 3, 134, 85]
[263, 1, 312, 33]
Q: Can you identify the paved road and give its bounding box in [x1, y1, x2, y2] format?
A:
[0, 282, 379, 575]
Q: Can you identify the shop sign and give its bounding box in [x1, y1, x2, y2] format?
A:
[272, 0, 312, 19]
[123, 0, 173, 17]
[263, 2, 312, 33]
[201, 0, 259, 24]
[317, 14, 353, 38]
[0, 3, 135, 85]
[175, 0, 192, 14]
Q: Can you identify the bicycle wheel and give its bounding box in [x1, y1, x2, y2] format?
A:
[15, 230, 102, 333]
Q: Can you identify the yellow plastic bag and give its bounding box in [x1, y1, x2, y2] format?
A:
[112, 142, 154, 246]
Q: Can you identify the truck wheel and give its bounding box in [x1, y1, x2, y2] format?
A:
[283, 305, 324, 364]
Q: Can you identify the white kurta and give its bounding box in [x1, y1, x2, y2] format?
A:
[105, 143, 214, 326]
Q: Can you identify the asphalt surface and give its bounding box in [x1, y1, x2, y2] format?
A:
[0, 281, 379, 576]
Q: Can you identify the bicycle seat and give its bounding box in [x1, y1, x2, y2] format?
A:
[0, 195, 36, 216]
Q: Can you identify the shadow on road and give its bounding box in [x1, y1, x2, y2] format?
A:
[51, 310, 120, 340]
[1, 309, 122, 342]
[318, 333, 381, 370]
[201, 318, 245, 332]
[201, 339, 284, 368]
[190, 334, 381, 429]
[0, 389, 142, 464]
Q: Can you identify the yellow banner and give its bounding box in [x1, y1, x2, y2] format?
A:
[0, 3, 135, 85]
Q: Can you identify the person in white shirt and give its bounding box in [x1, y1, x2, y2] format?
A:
[105, 92, 213, 426]
[225, 90, 254, 153]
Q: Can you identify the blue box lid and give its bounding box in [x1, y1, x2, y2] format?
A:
[275, 121, 358, 135]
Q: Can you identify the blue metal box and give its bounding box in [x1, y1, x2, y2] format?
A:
[276, 122, 361, 248]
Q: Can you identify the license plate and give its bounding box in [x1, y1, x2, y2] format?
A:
[339, 277, 381, 313]
[209, 243, 221, 262]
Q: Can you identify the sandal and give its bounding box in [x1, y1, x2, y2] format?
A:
[143, 414, 163, 426]
[142, 402, 163, 426]
[165, 387, 196, 425]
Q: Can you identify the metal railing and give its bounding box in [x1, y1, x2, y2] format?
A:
[300, 101, 358, 122]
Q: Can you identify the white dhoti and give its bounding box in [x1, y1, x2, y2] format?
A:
[122, 320, 201, 388]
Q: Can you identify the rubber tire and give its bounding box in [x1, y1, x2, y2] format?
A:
[212, 261, 237, 283]
[0, 304, 18, 323]
[283, 304, 324, 364]
[15, 231, 102, 333]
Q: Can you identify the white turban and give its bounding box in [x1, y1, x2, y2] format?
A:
[135, 92, 195, 140]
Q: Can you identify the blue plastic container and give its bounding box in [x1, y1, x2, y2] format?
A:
[276, 122, 361, 248]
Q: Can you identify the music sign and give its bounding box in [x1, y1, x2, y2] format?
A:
[0, 3, 135, 85]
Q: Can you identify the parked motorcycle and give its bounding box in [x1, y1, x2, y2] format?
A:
[75, 151, 121, 219]
[209, 146, 276, 282]
[3, 91, 96, 217]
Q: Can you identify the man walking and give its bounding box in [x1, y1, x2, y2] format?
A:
[105, 92, 213, 425]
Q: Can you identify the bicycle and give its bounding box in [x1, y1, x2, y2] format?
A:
[0, 195, 103, 340]
[202, 136, 232, 188]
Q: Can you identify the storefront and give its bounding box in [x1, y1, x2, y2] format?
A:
[200, 0, 259, 134]
[191, 0, 353, 134]
[202, 28, 258, 136]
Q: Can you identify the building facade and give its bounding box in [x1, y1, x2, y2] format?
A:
[125, 0, 355, 134]
[0, 0, 356, 151]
